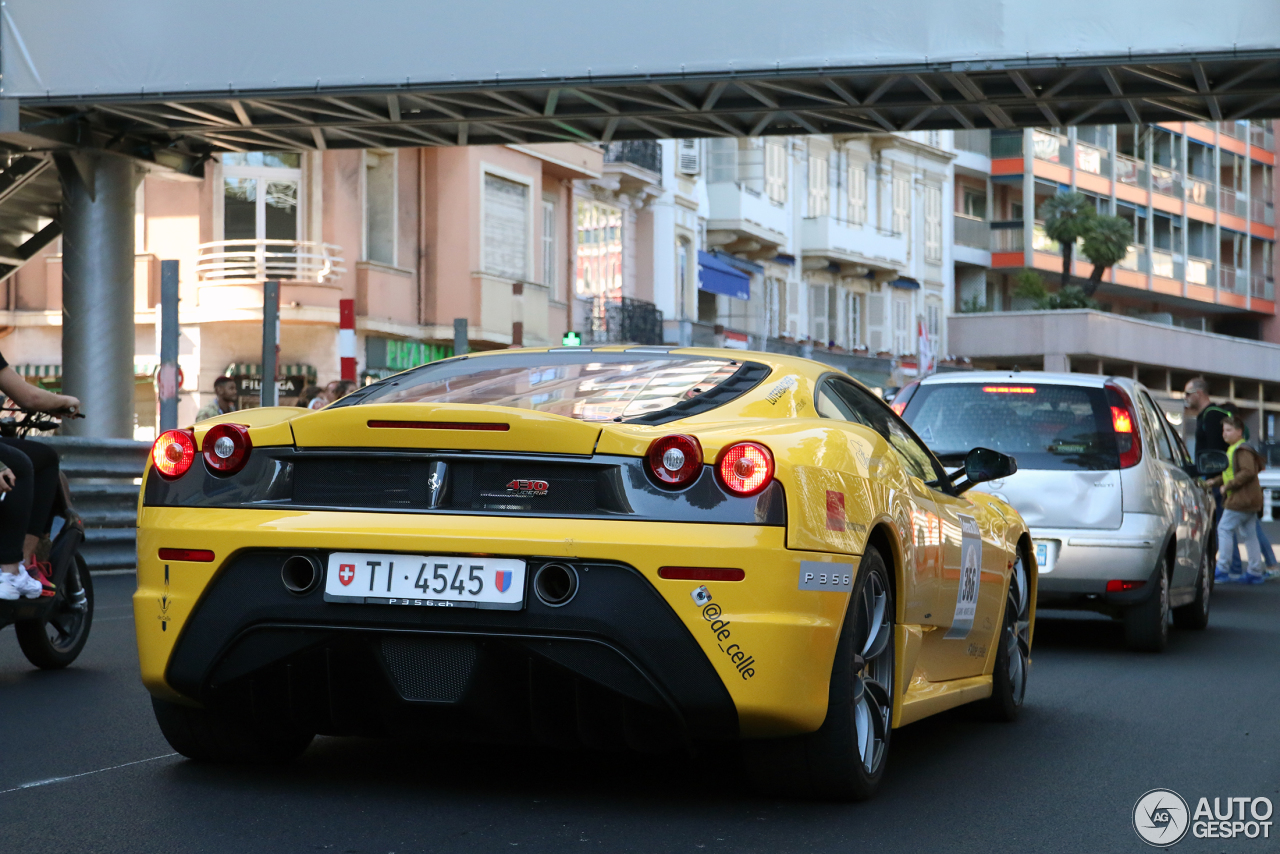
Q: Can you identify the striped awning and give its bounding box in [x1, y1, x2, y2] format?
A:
[15, 361, 159, 379]
[225, 363, 317, 380]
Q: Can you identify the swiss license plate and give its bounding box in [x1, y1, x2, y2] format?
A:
[324, 551, 526, 610]
[1034, 540, 1056, 574]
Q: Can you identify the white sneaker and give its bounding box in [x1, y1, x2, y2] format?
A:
[0, 572, 22, 600]
[14, 568, 42, 599]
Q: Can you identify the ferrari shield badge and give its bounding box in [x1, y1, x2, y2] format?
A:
[944, 515, 982, 639]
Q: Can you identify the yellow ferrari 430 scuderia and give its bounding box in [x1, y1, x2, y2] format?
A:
[135, 346, 1035, 800]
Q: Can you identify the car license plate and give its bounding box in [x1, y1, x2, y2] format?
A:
[324, 551, 526, 610]
[1034, 540, 1057, 574]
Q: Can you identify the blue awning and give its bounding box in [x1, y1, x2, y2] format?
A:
[698, 250, 751, 301]
[889, 276, 921, 290]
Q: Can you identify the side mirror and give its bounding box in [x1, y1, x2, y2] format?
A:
[1196, 450, 1228, 476]
[953, 447, 1018, 492]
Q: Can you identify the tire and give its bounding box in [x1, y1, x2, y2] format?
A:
[16, 554, 94, 670]
[743, 547, 894, 801]
[976, 547, 1031, 722]
[1124, 558, 1170, 652]
[152, 696, 315, 764]
[1172, 546, 1212, 631]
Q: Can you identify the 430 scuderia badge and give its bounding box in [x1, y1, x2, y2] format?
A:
[690, 586, 757, 680]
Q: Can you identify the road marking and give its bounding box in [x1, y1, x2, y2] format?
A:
[0, 753, 177, 795]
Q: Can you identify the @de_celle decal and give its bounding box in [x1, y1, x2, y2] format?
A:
[944, 514, 982, 639]
[689, 587, 756, 679]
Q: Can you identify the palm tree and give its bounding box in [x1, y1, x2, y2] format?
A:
[1038, 193, 1095, 289]
[1080, 215, 1133, 297]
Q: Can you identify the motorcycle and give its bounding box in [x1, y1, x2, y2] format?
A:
[0, 404, 93, 669]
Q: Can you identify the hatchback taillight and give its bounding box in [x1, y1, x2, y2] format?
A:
[1105, 383, 1143, 469]
[202, 423, 253, 475]
[646, 434, 703, 488]
[717, 442, 774, 496]
[152, 429, 196, 479]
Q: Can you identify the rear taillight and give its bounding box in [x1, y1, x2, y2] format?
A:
[647, 434, 702, 488]
[1105, 383, 1142, 469]
[717, 442, 774, 496]
[202, 423, 253, 475]
[152, 429, 196, 479]
[1106, 579, 1145, 593]
[890, 381, 919, 416]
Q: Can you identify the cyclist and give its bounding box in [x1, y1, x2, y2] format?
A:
[0, 350, 80, 600]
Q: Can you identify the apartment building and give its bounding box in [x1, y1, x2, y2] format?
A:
[947, 121, 1280, 438]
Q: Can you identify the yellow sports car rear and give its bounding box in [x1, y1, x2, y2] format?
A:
[135, 346, 1034, 799]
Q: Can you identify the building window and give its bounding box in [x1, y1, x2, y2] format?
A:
[677, 239, 692, 319]
[542, 198, 557, 287]
[925, 301, 941, 342]
[222, 152, 301, 244]
[364, 150, 397, 265]
[483, 173, 530, 280]
[892, 293, 911, 356]
[892, 174, 911, 235]
[962, 187, 986, 219]
[848, 162, 867, 225]
[809, 283, 829, 344]
[808, 156, 830, 218]
[836, 288, 861, 350]
[924, 184, 943, 263]
[765, 139, 788, 205]
[575, 199, 622, 297]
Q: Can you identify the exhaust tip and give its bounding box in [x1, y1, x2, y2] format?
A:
[281, 555, 321, 595]
[533, 563, 579, 607]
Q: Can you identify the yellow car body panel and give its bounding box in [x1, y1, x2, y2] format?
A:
[135, 346, 1033, 742]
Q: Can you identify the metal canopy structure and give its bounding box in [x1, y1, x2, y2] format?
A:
[10, 53, 1280, 158]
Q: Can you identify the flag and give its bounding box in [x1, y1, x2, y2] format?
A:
[917, 317, 935, 377]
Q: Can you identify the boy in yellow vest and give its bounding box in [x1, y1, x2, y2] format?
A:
[1207, 414, 1267, 584]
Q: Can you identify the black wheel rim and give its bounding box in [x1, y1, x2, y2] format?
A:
[1005, 554, 1031, 707]
[853, 569, 893, 774]
[43, 563, 89, 653]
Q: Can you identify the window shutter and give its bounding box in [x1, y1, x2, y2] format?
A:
[541, 199, 556, 286]
[924, 185, 942, 263]
[867, 292, 885, 352]
[807, 157, 830, 217]
[785, 278, 799, 338]
[892, 175, 911, 235]
[766, 140, 788, 204]
[677, 139, 701, 175]
[848, 163, 867, 225]
[484, 174, 529, 280]
[809, 283, 828, 344]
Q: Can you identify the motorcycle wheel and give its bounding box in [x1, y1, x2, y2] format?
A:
[16, 554, 94, 669]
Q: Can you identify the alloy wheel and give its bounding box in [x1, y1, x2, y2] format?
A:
[853, 569, 893, 774]
[1004, 553, 1031, 707]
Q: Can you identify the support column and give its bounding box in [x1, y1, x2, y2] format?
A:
[58, 152, 140, 439]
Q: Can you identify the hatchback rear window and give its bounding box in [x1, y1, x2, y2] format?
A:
[338, 351, 760, 423]
[901, 382, 1120, 470]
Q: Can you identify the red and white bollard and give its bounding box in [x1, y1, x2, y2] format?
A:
[339, 298, 357, 383]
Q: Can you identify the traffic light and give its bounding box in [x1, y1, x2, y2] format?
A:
[561, 331, 583, 347]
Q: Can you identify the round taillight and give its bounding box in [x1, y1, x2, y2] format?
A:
[646, 434, 703, 488]
[202, 423, 253, 475]
[717, 442, 774, 496]
[152, 429, 196, 479]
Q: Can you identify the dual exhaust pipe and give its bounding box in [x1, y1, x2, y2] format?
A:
[280, 555, 579, 607]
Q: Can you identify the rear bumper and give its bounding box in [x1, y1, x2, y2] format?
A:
[135, 508, 853, 741]
[1031, 513, 1166, 601]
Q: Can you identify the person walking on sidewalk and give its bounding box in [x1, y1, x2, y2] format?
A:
[195, 376, 239, 422]
[1207, 414, 1267, 584]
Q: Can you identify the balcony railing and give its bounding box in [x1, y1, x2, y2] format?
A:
[1250, 124, 1276, 151]
[1187, 256, 1216, 286]
[1220, 267, 1250, 295]
[1220, 188, 1248, 217]
[953, 129, 990, 156]
[588, 295, 665, 345]
[1032, 129, 1068, 164]
[1074, 142, 1111, 177]
[1117, 244, 1146, 272]
[603, 140, 662, 175]
[1115, 154, 1149, 189]
[1150, 165, 1182, 199]
[954, 213, 990, 249]
[1222, 121, 1248, 140]
[194, 239, 346, 283]
[1151, 250, 1184, 280]
[1186, 177, 1214, 206]
[990, 132, 1023, 158]
[1251, 275, 1276, 300]
[990, 220, 1024, 252]
[1251, 198, 1276, 225]
[1032, 221, 1060, 254]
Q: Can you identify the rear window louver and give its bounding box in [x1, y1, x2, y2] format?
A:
[624, 362, 772, 425]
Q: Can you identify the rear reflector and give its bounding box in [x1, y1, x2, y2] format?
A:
[367, 420, 510, 431]
[159, 548, 215, 562]
[1105, 579, 1145, 593]
[658, 566, 746, 582]
[983, 386, 1037, 394]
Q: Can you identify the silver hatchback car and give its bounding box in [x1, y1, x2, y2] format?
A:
[898, 371, 1219, 651]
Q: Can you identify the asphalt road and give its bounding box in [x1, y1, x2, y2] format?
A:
[2, 572, 1279, 854]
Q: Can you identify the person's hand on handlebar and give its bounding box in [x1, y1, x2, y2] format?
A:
[0, 365, 80, 417]
[0, 465, 13, 493]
